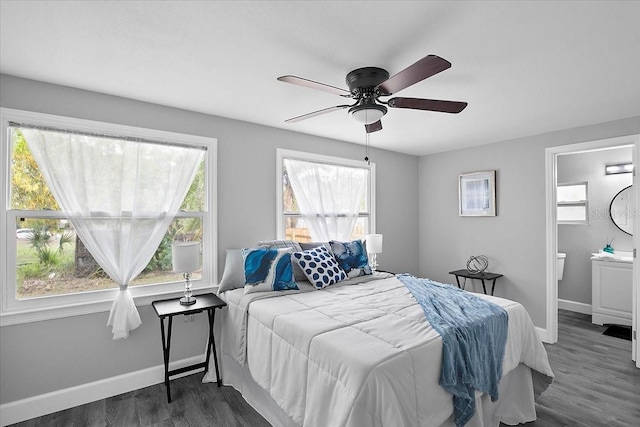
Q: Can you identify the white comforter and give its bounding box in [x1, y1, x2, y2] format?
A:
[217, 274, 553, 427]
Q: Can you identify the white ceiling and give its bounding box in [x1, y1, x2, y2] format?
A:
[1, 1, 639, 156]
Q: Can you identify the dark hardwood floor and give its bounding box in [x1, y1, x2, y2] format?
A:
[9, 376, 271, 427]
[517, 310, 639, 427]
[10, 310, 640, 427]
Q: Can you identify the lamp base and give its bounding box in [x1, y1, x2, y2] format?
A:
[369, 253, 378, 272]
[180, 296, 197, 306]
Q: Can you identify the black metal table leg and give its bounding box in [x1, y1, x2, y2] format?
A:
[204, 309, 212, 376]
[159, 315, 174, 403]
[454, 275, 467, 290]
[208, 308, 222, 386]
[480, 279, 487, 295]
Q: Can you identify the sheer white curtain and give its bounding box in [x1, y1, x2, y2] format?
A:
[21, 128, 205, 339]
[284, 158, 367, 241]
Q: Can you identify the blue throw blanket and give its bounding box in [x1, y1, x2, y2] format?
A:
[396, 274, 508, 427]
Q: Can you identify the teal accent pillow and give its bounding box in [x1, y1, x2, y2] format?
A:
[292, 246, 346, 289]
[256, 240, 307, 282]
[329, 240, 372, 278]
[242, 247, 298, 294]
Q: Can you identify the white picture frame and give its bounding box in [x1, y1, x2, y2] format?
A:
[459, 170, 496, 216]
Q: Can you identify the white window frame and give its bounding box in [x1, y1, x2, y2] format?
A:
[0, 108, 217, 326]
[276, 148, 376, 240]
[557, 181, 589, 224]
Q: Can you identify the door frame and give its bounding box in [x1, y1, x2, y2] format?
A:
[545, 134, 639, 366]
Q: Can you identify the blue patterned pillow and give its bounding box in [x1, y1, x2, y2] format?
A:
[242, 248, 298, 294]
[329, 240, 372, 278]
[292, 246, 347, 289]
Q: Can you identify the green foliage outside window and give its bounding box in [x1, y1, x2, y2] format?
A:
[11, 130, 59, 211]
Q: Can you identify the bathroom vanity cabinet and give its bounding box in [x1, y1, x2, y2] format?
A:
[591, 258, 632, 326]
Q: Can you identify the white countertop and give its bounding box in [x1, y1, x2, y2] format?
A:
[591, 251, 633, 263]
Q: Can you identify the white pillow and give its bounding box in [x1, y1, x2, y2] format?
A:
[218, 249, 245, 294]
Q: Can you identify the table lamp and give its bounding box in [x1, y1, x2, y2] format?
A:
[172, 241, 200, 305]
[365, 234, 383, 271]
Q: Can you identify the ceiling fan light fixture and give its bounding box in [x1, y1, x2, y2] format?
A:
[349, 103, 387, 124]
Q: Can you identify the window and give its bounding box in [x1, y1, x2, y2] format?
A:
[557, 182, 588, 223]
[277, 149, 375, 242]
[1, 108, 217, 325]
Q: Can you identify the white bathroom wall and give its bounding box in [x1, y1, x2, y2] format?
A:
[557, 146, 633, 305]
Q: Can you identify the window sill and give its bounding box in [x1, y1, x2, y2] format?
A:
[0, 284, 219, 327]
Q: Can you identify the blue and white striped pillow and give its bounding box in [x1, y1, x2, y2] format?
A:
[292, 246, 346, 289]
[242, 247, 298, 294]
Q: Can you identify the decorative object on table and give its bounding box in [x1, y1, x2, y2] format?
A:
[603, 237, 615, 254]
[172, 241, 201, 305]
[466, 255, 489, 273]
[365, 234, 383, 272]
[459, 170, 496, 216]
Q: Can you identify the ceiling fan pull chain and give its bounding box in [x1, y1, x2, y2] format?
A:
[364, 130, 371, 164]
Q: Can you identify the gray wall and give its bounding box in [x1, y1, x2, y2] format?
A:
[419, 117, 640, 327]
[557, 147, 633, 305]
[0, 74, 418, 404]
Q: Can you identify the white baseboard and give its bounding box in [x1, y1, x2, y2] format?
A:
[0, 355, 205, 427]
[535, 300, 593, 344]
[535, 326, 552, 343]
[558, 298, 592, 315]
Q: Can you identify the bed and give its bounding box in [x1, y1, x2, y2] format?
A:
[204, 245, 553, 427]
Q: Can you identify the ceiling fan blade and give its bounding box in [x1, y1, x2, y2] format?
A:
[376, 55, 451, 96]
[278, 75, 351, 97]
[365, 120, 383, 133]
[284, 105, 350, 123]
[388, 97, 468, 113]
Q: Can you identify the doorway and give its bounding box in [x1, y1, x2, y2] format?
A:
[545, 134, 640, 367]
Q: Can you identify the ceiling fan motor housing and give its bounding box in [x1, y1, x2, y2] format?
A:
[346, 67, 389, 95]
[346, 67, 389, 123]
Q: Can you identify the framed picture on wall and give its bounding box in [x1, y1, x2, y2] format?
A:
[459, 170, 496, 216]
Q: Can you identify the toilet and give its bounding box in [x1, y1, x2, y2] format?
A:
[557, 253, 566, 280]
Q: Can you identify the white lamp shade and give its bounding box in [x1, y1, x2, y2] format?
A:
[365, 234, 383, 253]
[172, 241, 200, 272]
[351, 108, 385, 124]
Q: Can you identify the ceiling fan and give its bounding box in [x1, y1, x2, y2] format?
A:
[277, 54, 468, 133]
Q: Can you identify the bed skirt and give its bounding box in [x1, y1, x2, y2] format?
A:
[208, 352, 541, 427]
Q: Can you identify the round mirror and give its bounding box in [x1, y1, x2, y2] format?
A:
[609, 185, 633, 236]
